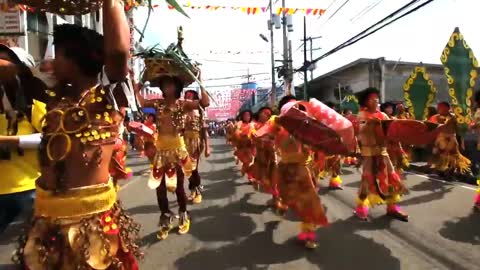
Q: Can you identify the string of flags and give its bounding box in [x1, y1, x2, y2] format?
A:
[1, 1, 325, 16]
[175, 2, 326, 16]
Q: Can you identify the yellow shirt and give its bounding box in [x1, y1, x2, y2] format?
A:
[0, 100, 45, 195]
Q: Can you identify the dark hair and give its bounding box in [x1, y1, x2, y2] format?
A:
[157, 76, 183, 99]
[437, 101, 450, 109]
[475, 90, 480, 104]
[239, 109, 253, 123]
[342, 108, 352, 114]
[325, 101, 336, 109]
[380, 102, 395, 114]
[257, 106, 273, 116]
[147, 113, 156, 121]
[427, 106, 437, 118]
[278, 95, 297, 110]
[184, 90, 199, 100]
[0, 45, 23, 66]
[356, 87, 380, 107]
[53, 24, 104, 77]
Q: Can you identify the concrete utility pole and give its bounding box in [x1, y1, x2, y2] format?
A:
[269, 0, 276, 106]
[303, 16, 308, 100]
[281, 0, 289, 95]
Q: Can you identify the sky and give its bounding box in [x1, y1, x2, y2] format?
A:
[133, 0, 480, 90]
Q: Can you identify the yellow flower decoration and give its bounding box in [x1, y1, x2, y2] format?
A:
[448, 88, 455, 96]
[451, 97, 459, 105]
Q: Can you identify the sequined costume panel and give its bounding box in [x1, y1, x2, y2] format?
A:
[184, 112, 203, 163]
[15, 181, 141, 270]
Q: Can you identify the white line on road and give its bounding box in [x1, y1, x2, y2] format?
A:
[408, 172, 477, 191]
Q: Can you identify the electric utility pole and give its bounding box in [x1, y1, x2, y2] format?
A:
[269, 0, 276, 106]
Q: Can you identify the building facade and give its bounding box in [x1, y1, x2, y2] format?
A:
[0, 2, 102, 62]
[297, 58, 452, 104]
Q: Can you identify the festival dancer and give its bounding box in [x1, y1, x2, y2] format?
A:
[313, 102, 343, 190]
[382, 102, 409, 177]
[9, 2, 142, 268]
[184, 90, 210, 204]
[255, 95, 328, 249]
[396, 103, 412, 119]
[234, 110, 256, 182]
[472, 91, 480, 211]
[354, 88, 409, 222]
[249, 106, 284, 210]
[429, 102, 471, 177]
[136, 75, 209, 240]
[143, 113, 157, 163]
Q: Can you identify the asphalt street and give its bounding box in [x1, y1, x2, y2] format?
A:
[0, 138, 479, 270]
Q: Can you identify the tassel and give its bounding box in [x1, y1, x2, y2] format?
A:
[165, 168, 177, 193]
[329, 175, 342, 188]
[354, 204, 369, 219]
[147, 172, 161, 189]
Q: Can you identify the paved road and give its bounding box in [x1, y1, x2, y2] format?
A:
[0, 138, 479, 270]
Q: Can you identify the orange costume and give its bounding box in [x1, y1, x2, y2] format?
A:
[233, 121, 256, 180]
[354, 88, 408, 222]
[428, 113, 470, 175]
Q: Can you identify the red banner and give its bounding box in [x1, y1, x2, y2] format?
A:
[207, 88, 255, 120]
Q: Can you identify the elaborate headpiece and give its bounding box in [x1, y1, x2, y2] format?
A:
[141, 26, 201, 88]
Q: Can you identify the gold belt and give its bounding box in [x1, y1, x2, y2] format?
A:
[156, 135, 186, 151]
[184, 130, 201, 139]
[35, 180, 117, 219]
[361, 146, 388, 156]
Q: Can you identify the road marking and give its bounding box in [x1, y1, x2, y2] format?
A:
[407, 172, 477, 191]
[119, 177, 140, 191]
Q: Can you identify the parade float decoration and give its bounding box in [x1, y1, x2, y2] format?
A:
[440, 27, 478, 134]
[403, 66, 437, 121]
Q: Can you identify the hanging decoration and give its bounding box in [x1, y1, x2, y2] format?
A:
[440, 27, 478, 134]
[6, 0, 187, 16]
[179, 2, 326, 16]
[403, 66, 437, 121]
[5, 0, 325, 16]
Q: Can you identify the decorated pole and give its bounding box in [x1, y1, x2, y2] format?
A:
[440, 27, 478, 134]
[403, 66, 437, 121]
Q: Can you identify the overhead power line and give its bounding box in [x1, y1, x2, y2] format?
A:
[298, 0, 435, 71]
[204, 72, 270, 81]
[351, 0, 385, 23]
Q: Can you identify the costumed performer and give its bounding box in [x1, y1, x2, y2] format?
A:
[255, 95, 328, 249]
[12, 2, 143, 268]
[354, 88, 409, 222]
[429, 102, 471, 177]
[184, 90, 210, 204]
